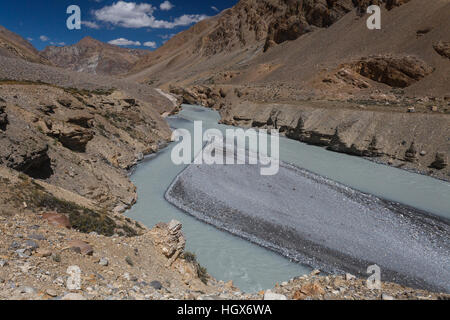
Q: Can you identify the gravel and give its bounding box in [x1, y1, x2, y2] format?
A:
[166, 160, 450, 293]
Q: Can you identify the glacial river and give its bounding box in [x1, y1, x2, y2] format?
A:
[126, 105, 450, 293]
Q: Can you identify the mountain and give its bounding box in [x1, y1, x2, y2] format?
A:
[41, 37, 149, 76]
[0, 25, 50, 64]
[128, 0, 449, 97]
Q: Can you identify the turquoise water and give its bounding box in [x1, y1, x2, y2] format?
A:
[126, 104, 450, 293]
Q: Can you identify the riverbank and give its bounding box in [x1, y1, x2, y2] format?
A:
[169, 85, 449, 182]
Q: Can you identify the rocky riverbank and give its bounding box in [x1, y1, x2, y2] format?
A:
[168, 85, 449, 182]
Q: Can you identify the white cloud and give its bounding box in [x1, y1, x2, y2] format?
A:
[40, 35, 49, 42]
[143, 41, 157, 48]
[211, 6, 219, 12]
[82, 21, 100, 29]
[94, 1, 208, 29]
[108, 38, 141, 46]
[27, 37, 33, 41]
[160, 1, 174, 11]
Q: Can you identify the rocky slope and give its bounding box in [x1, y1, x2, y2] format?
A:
[41, 37, 149, 76]
[0, 82, 172, 211]
[0, 25, 50, 65]
[0, 173, 448, 300]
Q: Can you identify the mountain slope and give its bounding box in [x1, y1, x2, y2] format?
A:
[128, 0, 449, 97]
[41, 37, 149, 76]
[0, 25, 50, 65]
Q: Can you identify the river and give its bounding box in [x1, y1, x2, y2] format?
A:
[126, 104, 450, 293]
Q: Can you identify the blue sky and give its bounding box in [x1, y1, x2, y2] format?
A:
[0, 0, 239, 51]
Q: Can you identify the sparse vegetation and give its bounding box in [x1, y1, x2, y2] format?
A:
[183, 251, 209, 284]
[8, 179, 140, 237]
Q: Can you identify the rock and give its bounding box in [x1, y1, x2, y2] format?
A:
[45, 289, 58, 297]
[19, 286, 36, 295]
[264, 290, 287, 300]
[382, 293, 395, 300]
[0, 259, 8, 267]
[24, 240, 39, 251]
[99, 258, 109, 266]
[433, 41, 450, 59]
[430, 152, 447, 170]
[310, 269, 321, 276]
[125, 256, 134, 266]
[407, 107, 416, 113]
[150, 220, 186, 266]
[299, 282, 325, 297]
[36, 248, 52, 257]
[345, 273, 356, 281]
[16, 248, 31, 258]
[52, 125, 94, 152]
[149, 281, 163, 290]
[42, 212, 71, 229]
[67, 240, 93, 255]
[28, 233, 46, 241]
[351, 55, 433, 88]
[57, 99, 72, 108]
[62, 293, 86, 301]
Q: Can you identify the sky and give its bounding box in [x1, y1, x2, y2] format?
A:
[0, 0, 239, 51]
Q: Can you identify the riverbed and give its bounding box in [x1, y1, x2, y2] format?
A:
[126, 104, 450, 293]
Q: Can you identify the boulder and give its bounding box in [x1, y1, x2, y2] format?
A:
[42, 212, 71, 229]
[264, 290, 287, 300]
[433, 41, 450, 60]
[67, 240, 93, 255]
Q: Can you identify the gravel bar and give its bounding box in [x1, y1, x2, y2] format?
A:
[165, 160, 450, 293]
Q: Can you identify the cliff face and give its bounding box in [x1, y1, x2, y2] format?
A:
[41, 37, 149, 76]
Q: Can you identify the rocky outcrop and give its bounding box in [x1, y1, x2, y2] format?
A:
[150, 220, 186, 267]
[169, 86, 222, 108]
[350, 56, 434, 88]
[434, 41, 450, 60]
[0, 135, 52, 179]
[50, 124, 94, 153]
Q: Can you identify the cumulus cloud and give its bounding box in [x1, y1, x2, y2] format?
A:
[94, 1, 208, 29]
[40, 35, 49, 42]
[82, 21, 100, 29]
[143, 41, 157, 48]
[108, 38, 141, 46]
[160, 1, 174, 11]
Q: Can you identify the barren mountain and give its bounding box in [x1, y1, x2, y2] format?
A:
[0, 25, 50, 65]
[41, 37, 149, 76]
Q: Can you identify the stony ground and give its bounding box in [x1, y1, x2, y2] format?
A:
[1, 206, 448, 301]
